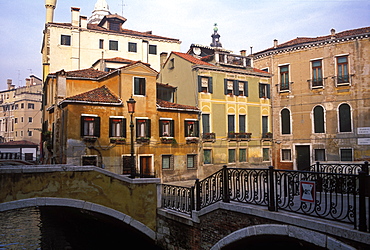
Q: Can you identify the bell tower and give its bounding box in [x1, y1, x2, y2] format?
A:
[210, 23, 222, 48]
[45, 0, 57, 23]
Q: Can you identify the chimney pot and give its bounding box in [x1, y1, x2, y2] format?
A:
[331, 28, 336, 39]
[240, 50, 246, 56]
[274, 39, 278, 48]
[71, 7, 80, 27]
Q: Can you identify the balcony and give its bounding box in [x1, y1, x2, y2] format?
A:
[202, 133, 216, 142]
[262, 132, 273, 141]
[136, 137, 150, 144]
[228, 132, 252, 141]
[110, 138, 126, 144]
[186, 137, 199, 144]
[83, 136, 98, 143]
[216, 52, 252, 68]
[160, 137, 176, 144]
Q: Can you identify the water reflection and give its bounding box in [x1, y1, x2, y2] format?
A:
[0, 207, 41, 249]
[0, 206, 162, 249]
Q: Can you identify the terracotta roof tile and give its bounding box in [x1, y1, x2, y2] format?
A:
[51, 68, 110, 79]
[0, 140, 38, 146]
[157, 82, 177, 89]
[157, 99, 199, 111]
[65, 85, 121, 104]
[172, 52, 213, 66]
[256, 26, 370, 54]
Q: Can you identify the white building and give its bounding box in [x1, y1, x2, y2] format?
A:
[42, 0, 181, 80]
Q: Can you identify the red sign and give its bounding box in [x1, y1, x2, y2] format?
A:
[300, 181, 315, 203]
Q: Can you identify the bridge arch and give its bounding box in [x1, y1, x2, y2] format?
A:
[0, 197, 156, 240]
[211, 224, 355, 250]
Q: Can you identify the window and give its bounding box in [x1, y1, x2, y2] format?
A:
[109, 117, 126, 137]
[239, 149, 247, 162]
[109, 40, 118, 51]
[136, 119, 151, 138]
[28, 117, 33, 123]
[159, 119, 174, 137]
[238, 81, 248, 96]
[239, 115, 246, 133]
[109, 22, 120, 31]
[204, 149, 212, 164]
[14, 118, 18, 124]
[28, 103, 35, 109]
[185, 120, 199, 137]
[202, 114, 210, 134]
[259, 83, 270, 98]
[149, 45, 157, 55]
[338, 103, 352, 132]
[99, 39, 104, 49]
[169, 58, 175, 69]
[312, 60, 323, 87]
[187, 154, 197, 168]
[134, 77, 146, 96]
[313, 106, 325, 133]
[224, 80, 248, 96]
[82, 155, 98, 166]
[198, 76, 213, 93]
[228, 115, 235, 135]
[315, 149, 326, 161]
[61, 35, 71, 46]
[340, 148, 353, 161]
[263, 148, 270, 161]
[281, 109, 291, 134]
[21, 103, 24, 109]
[162, 155, 173, 169]
[228, 149, 236, 163]
[281, 149, 292, 161]
[28, 130, 33, 137]
[279, 65, 290, 91]
[262, 116, 268, 136]
[128, 42, 137, 52]
[226, 80, 234, 95]
[81, 115, 100, 137]
[337, 56, 349, 84]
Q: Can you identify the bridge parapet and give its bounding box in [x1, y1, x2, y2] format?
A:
[0, 165, 160, 231]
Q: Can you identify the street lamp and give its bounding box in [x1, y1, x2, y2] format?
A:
[127, 96, 136, 178]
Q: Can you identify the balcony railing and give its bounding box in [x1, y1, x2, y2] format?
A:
[202, 133, 216, 142]
[228, 132, 252, 141]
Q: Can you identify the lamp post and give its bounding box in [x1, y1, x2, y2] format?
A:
[127, 96, 136, 178]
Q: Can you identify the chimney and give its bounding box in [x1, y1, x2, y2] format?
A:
[71, 7, 80, 27]
[45, 0, 57, 23]
[7, 79, 14, 90]
[240, 50, 246, 57]
[26, 78, 31, 87]
[160, 52, 168, 69]
[331, 28, 336, 39]
[80, 16, 87, 29]
[273, 39, 278, 48]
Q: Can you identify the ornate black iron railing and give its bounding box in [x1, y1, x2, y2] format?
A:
[161, 162, 370, 232]
[307, 161, 369, 175]
[162, 184, 194, 215]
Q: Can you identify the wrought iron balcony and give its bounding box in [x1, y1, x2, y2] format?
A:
[202, 133, 216, 142]
[228, 132, 252, 141]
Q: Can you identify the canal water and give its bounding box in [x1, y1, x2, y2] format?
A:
[0, 206, 162, 249]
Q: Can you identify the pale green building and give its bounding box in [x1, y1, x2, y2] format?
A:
[159, 35, 272, 178]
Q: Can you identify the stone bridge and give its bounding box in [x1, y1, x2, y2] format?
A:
[0, 165, 369, 249]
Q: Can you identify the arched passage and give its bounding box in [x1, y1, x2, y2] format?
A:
[0, 197, 155, 240]
[211, 224, 354, 250]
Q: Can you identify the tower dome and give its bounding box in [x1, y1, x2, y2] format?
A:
[88, 0, 111, 24]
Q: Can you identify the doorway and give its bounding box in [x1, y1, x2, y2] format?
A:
[140, 156, 153, 177]
[295, 145, 310, 170]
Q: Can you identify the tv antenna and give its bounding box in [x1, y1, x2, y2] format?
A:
[119, 0, 127, 16]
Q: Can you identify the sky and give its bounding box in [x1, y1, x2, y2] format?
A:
[0, 0, 369, 89]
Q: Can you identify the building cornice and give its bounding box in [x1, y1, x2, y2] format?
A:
[254, 32, 370, 60]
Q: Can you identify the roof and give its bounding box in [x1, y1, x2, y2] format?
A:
[157, 99, 199, 112]
[52, 68, 110, 79]
[172, 52, 213, 66]
[255, 26, 370, 55]
[0, 140, 38, 146]
[157, 82, 177, 89]
[62, 85, 122, 105]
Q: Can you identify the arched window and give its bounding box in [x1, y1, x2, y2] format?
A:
[339, 104, 352, 132]
[313, 106, 325, 133]
[281, 108, 291, 134]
